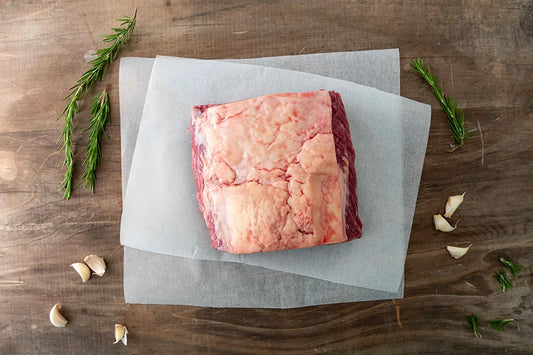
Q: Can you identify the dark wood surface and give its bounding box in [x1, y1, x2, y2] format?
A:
[1, 1, 532, 353]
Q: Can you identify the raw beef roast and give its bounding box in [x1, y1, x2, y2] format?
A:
[190, 90, 362, 254]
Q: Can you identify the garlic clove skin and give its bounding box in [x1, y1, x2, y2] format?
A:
[444, 192, 466, 218]
[83, 254, 106, 276]
[446, 244, 472, 259]
[71, 262, 91, 282]
[114, 324, 128, 345]
[433, 214, 457, 232]
[49, 303, 68, 327]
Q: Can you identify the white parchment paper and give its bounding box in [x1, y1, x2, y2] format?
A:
[120, 50, 410, 307]
[120, 54, 430, 293]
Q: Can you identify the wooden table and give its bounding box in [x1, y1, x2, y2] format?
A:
[1, 1, 532, 353]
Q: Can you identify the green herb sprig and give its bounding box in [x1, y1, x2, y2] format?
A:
[462, 258, 525, 336]
[488, 319, 514, 331]
[493, 269, 513, 292]
[58, 86, 83, 199]
[58, 9, 137, 199]
[499, 258, 523, 277]
[464, 314, 481, 338]
[411, 58, 474, 151]
[81, 87, 110, 192]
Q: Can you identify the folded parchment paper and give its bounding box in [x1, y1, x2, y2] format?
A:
[120, 49, 430, 307]
[121, 55, 430, 293]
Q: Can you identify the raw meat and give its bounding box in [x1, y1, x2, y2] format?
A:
[189, 90, 362, 254]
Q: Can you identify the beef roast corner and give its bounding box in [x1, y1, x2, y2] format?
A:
[189, 90, 362, 254]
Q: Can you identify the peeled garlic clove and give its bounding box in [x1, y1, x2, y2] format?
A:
[444, 192, 466, 218]
[49, 303, 68, 327]
[433, 214, 456, 232]
[71, 262, 91, 282]
[446, 244, 472, 259]
[83, 254, 106, 276]
[114, 324, 128, 345]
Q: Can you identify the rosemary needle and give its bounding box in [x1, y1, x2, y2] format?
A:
[464, 314, 481, 338]
[81, 87, 110, 192]
[493, 269, 513, 292]
[58, 9, 137, 199]
[488, 319, 514, 331]
[499, 257, 524, 277]
[411, 58, 474, 151]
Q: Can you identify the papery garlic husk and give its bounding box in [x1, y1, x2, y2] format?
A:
[83, 254, 106, 276]
[114, 324, 128, 345]
[49, 303, 68, 327]
[444, 193, 466, 218]
[446, 244, 472, 259]
[71, 262, 91, 282]
[433, 214, 457, 232]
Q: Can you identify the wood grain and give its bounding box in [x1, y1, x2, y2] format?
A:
[1, 0, 532, 353]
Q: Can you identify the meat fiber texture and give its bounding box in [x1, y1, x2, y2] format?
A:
[190, 90, 362, 254]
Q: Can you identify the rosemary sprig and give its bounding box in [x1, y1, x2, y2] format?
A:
[488, 319, 514, 331]
[58, 9, 137, 199]
[81, 9, 137, 93]
[81, 87, 110, 192]
[464, 314, 481, 338]
[499, 257, 523, 277]
[411, 58, 474, 151]
[493, 269, 513, 292]
[58, 86, 83, 199]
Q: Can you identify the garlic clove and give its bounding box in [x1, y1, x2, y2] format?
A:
[83, 254, 106, 276]
[444, 192, 466, 218]
[446, 244, 472, 259]
[71, 262, 91, 282]
[49, 303, 68, 327]
[114, 324, 128, 345]
[433, 214, 457, 232]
